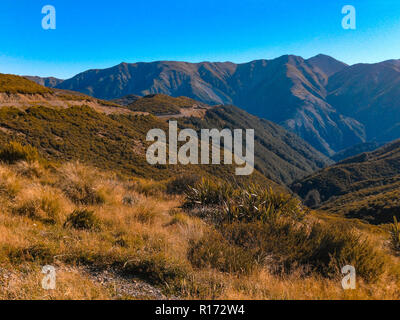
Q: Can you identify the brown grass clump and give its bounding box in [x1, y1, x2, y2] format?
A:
[11, 186, 69, 224]
[64, 209, 101, 231]
[0, 141, 40, 164]
[57, 162, 106, 205]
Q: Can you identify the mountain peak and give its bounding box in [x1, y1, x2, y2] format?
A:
[306, 54, 348, 77]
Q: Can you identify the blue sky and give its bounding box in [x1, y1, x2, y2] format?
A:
[1, 0, 400, 79]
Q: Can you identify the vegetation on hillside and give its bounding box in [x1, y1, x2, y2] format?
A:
[184, 179, 387, 282]
[178, 105, 332, 185]
[291, 140, 400, 224]
[127, 94, 208, 115]
[0, 153, 398, 300]
[0, 106, 272, 187]
[0, 74, 52, 94]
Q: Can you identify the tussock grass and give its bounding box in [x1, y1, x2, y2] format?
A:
[0, 141, 40, 164]
[57, 162, 106, 205]
[64, 209, 100, 231]
[0, 159, 398, 300]
[390, 216, 400, 254]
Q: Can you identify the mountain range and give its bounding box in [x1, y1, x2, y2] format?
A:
[24, 54, 394, 157]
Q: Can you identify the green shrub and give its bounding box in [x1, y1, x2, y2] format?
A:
[223, 220, 386, 282]
[185, 180, 308, 223]
[183, 179, 234, 209]
[188, 231, 256, 274]
[223, 185, 308, 223]
[0, 142, 39, 164]
[64, 209, 100, 230]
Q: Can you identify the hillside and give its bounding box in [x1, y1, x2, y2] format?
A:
[327, 60, 400, 142]
[0, 74, 130, 115]
[111, 94, 141, 106]
[127, 94, 210, 116]
[332, 142, 383, 162]
[178, 105, 332, 185]
[0, 74, 53, 94]
[0, 153, 396, 299]
[24, 76, 64, 88]
[0, 66, 399, 301]
[0, 73, 330, 186]
[0, 105, 278, 187]
[54, 55, 363, 156]
[291, 140, 400, 223]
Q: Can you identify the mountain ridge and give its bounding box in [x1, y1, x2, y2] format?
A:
[54, 54, 363, 156]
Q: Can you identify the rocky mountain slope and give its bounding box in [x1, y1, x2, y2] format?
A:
[54, 55, 366, 156]
[327, 60, 400, 141]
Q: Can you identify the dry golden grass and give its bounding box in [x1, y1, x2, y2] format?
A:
[0, 160, 398, 300]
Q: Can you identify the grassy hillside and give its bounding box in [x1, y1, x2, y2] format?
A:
[0, 75, 331, 186]
[127, 94, 209, 115]
[0, 157, 398, 299]
[178, 105, 332, 185]
[332, 142, 384, 163]
[291, 140, 400, 223]
[0, 105, 272, 186]
[0, 74, 52, 94]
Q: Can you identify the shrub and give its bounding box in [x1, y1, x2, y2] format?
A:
[123, 252, 190, 287]
[8, 243, 55, 264]
[0, 142, 39, 164]
[14, 161, 45, 178]
[166, 174, 200, 195]
[185, 180, 308, 224]
[183, 179, 234, 209]
[168, 212, 189, 226]
[223, 185, 308, 223]
[122, 194, 138, 206]
[64, 209, 100, 230]
[62, 182, 105, 205]
[223, 220, 386, 282]
[130, 179, 167, 197]
[390, 216, 400, 253]
[188, 231, 256, 274]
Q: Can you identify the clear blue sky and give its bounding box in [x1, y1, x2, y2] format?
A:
[1, 0, 400, 79]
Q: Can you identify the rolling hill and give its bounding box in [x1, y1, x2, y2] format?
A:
[24, 76, 64, 88]
[291, 140, 400, 224]
[178, 104, 332, 185]
[0, 75, 331, 186]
